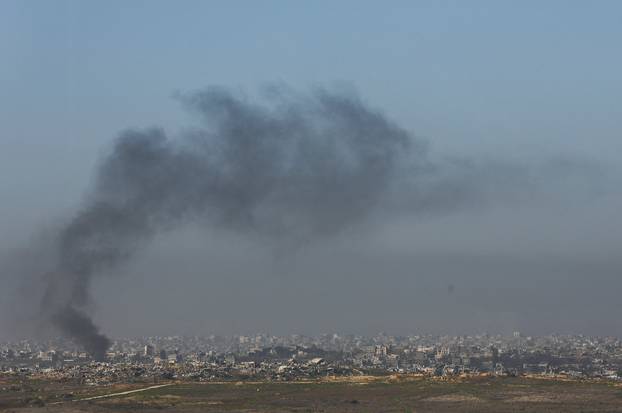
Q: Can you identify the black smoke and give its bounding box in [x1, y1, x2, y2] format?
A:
[51, 306, 110, 361]
[40, 86, 420, 358]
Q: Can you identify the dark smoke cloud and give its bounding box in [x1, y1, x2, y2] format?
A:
[0, 85, 609, 350]
[51, 306, 110, 361]
[39, 86, 420, 358]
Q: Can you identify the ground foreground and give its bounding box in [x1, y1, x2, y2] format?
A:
[3, 375, 622, 412]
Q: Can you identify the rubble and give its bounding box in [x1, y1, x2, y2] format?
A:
[3, 333, 622, 384]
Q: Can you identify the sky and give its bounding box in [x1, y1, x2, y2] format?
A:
[1, 1, 622, 339]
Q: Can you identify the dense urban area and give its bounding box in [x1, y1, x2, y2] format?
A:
[3, 333, 622, 385]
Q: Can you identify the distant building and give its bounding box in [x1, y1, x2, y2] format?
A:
[224, 354, 236, 365]
[144, 345, 155, 357]
[374, 345, 388, 358]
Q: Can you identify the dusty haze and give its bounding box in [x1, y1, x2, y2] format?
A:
[2, 85, 620, 355]
[1, 2, 622, 351]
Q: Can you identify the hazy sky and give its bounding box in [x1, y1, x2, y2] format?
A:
[1, 1, 622, 339]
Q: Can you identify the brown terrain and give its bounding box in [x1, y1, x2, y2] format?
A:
[2, 375, 622, 412]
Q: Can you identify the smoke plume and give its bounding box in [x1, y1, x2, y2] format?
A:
[40, 86, 420, 358]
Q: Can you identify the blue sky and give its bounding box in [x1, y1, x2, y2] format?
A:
[2, 1, 620, 234]
[3, 1, 621, 155]
[2, 1, 622, 336]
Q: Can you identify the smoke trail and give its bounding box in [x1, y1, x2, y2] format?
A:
[40, 86, 418, 358]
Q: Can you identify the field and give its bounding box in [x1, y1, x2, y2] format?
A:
[3, 375, 622, 412]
